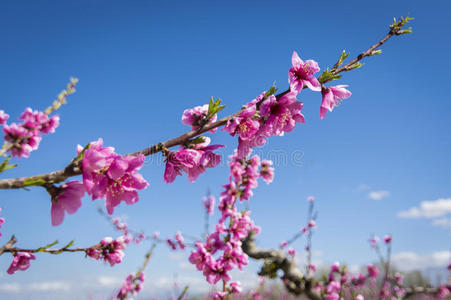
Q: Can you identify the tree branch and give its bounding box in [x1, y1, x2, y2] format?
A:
[0, 17, 412, 190]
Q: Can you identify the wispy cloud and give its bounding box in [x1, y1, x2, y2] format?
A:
[398, 198, 451, 219]
[368, 190, 390, 200]
[28, 281, 71, 291]
[392, 251, 450, 272]
[0, 283, 21, 293]
[432, 218, 451, 228]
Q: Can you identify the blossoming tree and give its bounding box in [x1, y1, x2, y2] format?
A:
[0, 16, 449, 300]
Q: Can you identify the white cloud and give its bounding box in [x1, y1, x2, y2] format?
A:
[392, 251, 450, 272]
[28, 281, 71, 291]
[432, 218, 451, 229]
[97, 276, 122, 287]
[368, 190, 390, 200]
[398, 198, 451, 219]
[0, 283, 21, 292]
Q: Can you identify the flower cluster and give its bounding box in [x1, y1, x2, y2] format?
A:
[182, 104, 218, 133]
[116, 272, 145, 300]
[87, 236, 126, 266]
[164, 137, 224, 183]
[189, 152, 268, 299]
[2, 108, 59, 157]
[50, 181, 85, 226]
[7, 252, 36, 274]
[224, 91, 305, 158]
[81, 138, 149, 214]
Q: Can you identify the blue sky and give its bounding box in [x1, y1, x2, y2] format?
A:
[0, 0, 450, 298]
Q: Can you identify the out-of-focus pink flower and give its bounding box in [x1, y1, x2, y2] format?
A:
[383, 235, 392, 244]
[7, 252, 36, 274]
[152, 231, 160, 239]
[182, 104, 218, 133]
[289, 51, 321, 94]
[287, 247, 296, 258]
[330, 262, 340, 273]
[51, 181, 85, 226]
[308, 264, 317, 273]
[229, 281, 242, 294]
[203, 195, 215, 215]
[259, 160, 274, 184]
[280, 241, 288, 249]
[367, 264, 379, 278]
[175, 232, 186, 250]
[438, 285, 450, 298]
[369, 236, 379, 249]
[355, 295, 364, 300]
[308, 220, 316, 228]
[0, 208, 4, 238]
[0, 110, 9, 125]
[167, 238, 177, 250]
[320, 85, 351, 119]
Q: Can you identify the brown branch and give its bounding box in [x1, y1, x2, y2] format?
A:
[242, 231, 321, 300]
[0, 17, 411, 191]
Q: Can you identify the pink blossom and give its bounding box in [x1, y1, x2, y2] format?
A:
[224, 104, 260, 141]
[175, 232, 186, 250]
[355, 295, 364, 300]
[280, 241, 288, 249]
[289, 51, 321, 94]
[7, 252, 36, 274]
[98, 237, 126, 266]
[383, 235, 392, 244]
[229, 281, 242, 293]
[367, 264, 379, 278]
[331, 262, 340, 273]
[3, 123, 41, 158]
[0, 208, 4, 238]
[182, 104, 218, 133]
[307, 196, 315, 202]
[260, 92, 305, 136]
[308, 264, 317, 273]
[51, 180, 85, 226]
[203, 195, 215, 215]
[308, 219, 316, 228]
[0, 110, 9, 125]
[320, 85, 352, 119]
[259, 160, 274, 184]
[369, 236, 379, 249]
[167, 238, 177, 250]
[164, 138, 224, 183]
[152, 231, 160, 239]
[81, 139, 149, 214]
[287, 247, 296, 258]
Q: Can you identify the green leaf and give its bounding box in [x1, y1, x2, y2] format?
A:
[189, 136, 206, 145]
[0, 156, 17, 173]
[264, 82, 278, 98]
[74, 143, 91, 162]
[318, 68, 342, 83]
[334, 50, 349, 69]
[23, 177, 47, 187]
[349, 62, 363, 70]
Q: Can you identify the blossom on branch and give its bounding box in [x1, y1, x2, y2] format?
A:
[81, 139, 149, 214]
[289, 51, 321, 94]
[320, 85, 352, 119]
[0, 110, 9, 125]
[182, 104, 218, 133]
[51, 180, 85, 226]
[7, 252, 36, 275]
